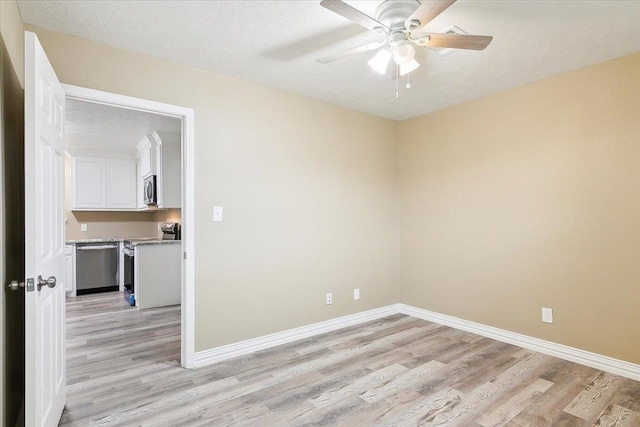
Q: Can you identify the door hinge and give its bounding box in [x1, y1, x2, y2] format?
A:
[183, 252, 187, 260]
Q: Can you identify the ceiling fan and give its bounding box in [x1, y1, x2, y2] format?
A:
[317, 0, 493, 76]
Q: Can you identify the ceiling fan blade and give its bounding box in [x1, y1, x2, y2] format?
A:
[420, 33, 493, 50]
[405, 0, 457, 31]
[320, 0, 389, 33]
[317, 41, 385, 64]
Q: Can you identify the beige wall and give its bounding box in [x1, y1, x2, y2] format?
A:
[65, 209, 158, 241]
[64, 208, 182, 241]
[154, 208, 182, 230]
[27, 26, 400, 351]
[0, 0, 24, 87]
[399, 53, 640, 364]
[22, 23, 640, 365]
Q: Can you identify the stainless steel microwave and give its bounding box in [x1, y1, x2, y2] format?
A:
[143, 175, 157, 205]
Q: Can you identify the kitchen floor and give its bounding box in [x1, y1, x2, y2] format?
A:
[62, 293, 640, 426]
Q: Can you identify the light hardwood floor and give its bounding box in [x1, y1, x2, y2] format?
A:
[62, 292, 640, 426]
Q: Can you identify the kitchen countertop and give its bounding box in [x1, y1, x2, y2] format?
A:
[65, 238, 180, 245]
[132, 240, 181, 246]
[66, 238, 125, 244]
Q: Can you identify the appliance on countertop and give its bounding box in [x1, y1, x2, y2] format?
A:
[75, 242, 119, 295]
[143, 175, 157, 206]
[161, 222, 181, 240]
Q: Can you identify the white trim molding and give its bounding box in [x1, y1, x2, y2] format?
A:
[193, 305, 399, 368]
[397, 303, 640, 382]
[194, 302, 640, 382]
[62, 84, 197, 369]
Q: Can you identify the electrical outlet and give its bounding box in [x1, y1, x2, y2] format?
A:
[326, 293, 333, 305]
[353, 288, 360, 300]
[80, 224, 87, 232]
[542, 307, 553, 324]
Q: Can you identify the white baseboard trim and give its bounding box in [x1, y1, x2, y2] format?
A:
[193, 305, 399, 368]
[193, 302, 640, 382]
[397, 303, 640, 382]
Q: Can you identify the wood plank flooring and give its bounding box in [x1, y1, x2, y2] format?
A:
[62, 292, 640, 426]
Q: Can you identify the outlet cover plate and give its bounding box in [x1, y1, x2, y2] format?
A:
[542, 307, 553, 324]
[326, 293, 333, 305]
[353, 288, 360, 300]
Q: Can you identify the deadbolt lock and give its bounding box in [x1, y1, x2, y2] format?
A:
[7, 280, 25, 291]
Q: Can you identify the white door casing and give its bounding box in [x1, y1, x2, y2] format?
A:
[62, 83, 196, 368]
[24, 31, 66, 427]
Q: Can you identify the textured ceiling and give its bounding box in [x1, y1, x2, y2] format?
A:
[18, 0, 640, 121]
[65, 98, 180, 153]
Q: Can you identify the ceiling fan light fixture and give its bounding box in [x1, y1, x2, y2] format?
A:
[399, 59, 420, 76]
[392, 43, 415, 65]
[368, 49, 391, 75]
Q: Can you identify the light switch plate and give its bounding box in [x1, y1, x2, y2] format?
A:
[213, 206, 223, 222]
[80, 224, 87, 232]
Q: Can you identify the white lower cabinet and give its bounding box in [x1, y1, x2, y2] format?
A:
[64, 244, 75, 295]
[135, 243, 181, 309]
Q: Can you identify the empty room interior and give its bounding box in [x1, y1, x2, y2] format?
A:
[1, 0, 639, 426]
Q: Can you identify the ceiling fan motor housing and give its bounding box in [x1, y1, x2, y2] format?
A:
[375, 0, 421, 30]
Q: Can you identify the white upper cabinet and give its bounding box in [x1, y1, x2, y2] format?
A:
[136, 132, 181, 210]
[136, 157, 146, 210]
[70, 150, 137, 210]
[153, 132, 181, 209]
[136, 134, 155, 178]
[72, 156, 107, 209]
[106, 159, 137, 209]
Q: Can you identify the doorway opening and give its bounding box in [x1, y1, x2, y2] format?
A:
[63, 85, 195, 368]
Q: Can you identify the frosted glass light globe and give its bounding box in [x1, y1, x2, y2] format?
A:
[393, 43, 415, 65]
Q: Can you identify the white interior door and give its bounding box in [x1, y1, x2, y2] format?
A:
[24, 31, 66, 427]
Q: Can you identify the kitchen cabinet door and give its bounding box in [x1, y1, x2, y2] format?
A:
[65, 245, 75, 294]
[72, 157, 107, 209]
[107, 159, 137, 209]
[136, 157, 147, 210]
[71, 153, 138, 211]
[152, 131, 181, 208]
[136, 134, 155, 178]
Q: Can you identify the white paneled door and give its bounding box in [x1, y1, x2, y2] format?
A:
[24, 31, 66, 427]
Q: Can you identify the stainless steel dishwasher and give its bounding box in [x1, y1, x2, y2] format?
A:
[75, 242, 119, 295]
